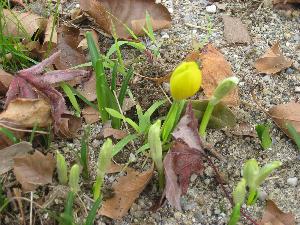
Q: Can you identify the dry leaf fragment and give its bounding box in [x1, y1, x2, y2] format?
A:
[43, 16, 57, 47]
[82, 106, 100, 124]
[186, 45, 240, 106]
[13, 151, 55, 192]
[269, 102, 300, 138]
[99, 166, 154, 219]
[58, 114, 82, 138]
[0, 142, 33, 175]
[80, 0, 171, 39]
[222, 15, 251, 44]
[103, 128, 127, 140]
[0, 69, 13, 95]
[77, 74, 97, 102]
[0, 98, 52, 128]
[254, 42, 293, 74]
[3, 9, 47, 38]
[260, 200, 295, 225]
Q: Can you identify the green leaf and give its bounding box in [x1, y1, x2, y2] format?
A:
[144, 11, 155, 43]
[60, 191, 75, 225]
[232, 178, 246, 205]
[190, 100, 237, 129]
[118, 67, 134, 107]
[84, 197, 102, 225]
[105, 108, 124, 120]
[228, 203, 241, 225]
[242, 159, 259, 189]
[80, 125, 90, 180]
[112, 134, 137, 156]
[255, 124, 272, 150]
[61, 82, 81, 116]
[86, 32, 100, 68]
[106, 41, 146, 58]
[69, 164, 80, 193]
[256, 161, 282, 186]
[56, 151, 68, 185]
[136, 143, 150, 154]
[286, 123, 300, 150]
[0, 127, 19, 144]
[110, 60, 118, 92]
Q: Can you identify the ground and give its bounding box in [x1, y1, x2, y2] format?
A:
[2, 0, 300, 224]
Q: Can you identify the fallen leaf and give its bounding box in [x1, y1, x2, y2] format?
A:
[80, 0, 171, 39]
[254, 42, 293, 74]
[82, 106, 100, 124]
[273, 0, 300, 9]
[99, 166, 153, 219]
[2, 9, 47, 38]
[52, 26, 86, 71]
[269, 102, 300, 138]
[0, 142, 33, 175]
[103, 127, 127, 140]
[0, 98, 52, 128]
[190, 100, 237, 129]
[163, 103, 205, 210]
[43, 16, 58, 47]
[222, 15, 251, 44]
[227, 122, 257, 137]
[186, 45, 240, 106]
[77, 74, 97, 102]
[58, 114, 82, 138]
[0, 69, 13, 95]
[13, 151, 55, 192]
[78, 30, 99, 51]
[260, 200, 295, 225]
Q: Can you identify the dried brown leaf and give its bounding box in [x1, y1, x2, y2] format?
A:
[260, 200, 295, 225]
[80, 0, 171, 39]
[254, 42, 293, 74]
[13, 151, 55, 192]
[77, 74, 97, 102]
[186, 45, 240, 106]
[43, 16, 57, 46]
[0, 142, 33, 175]
[269, 102, 300, 138]
[82, 106, 100, 124]
[99, 166, 154, 219]
[0, 69, 13, 95]
[222, 15, 251, 44]
[0, 98, 52, 128]
[58, 114, 82, 138]
[103, 128, 127, 140]
[3, 9, 47, 38]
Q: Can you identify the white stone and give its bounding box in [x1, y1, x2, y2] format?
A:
[161, 33, 170, 39]
[287, 177, 298, 187]
[206, 5, 217, 13]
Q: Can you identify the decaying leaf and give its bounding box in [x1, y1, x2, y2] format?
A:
[273, 0, 300, 10]
[269, 102, 300, 138]
[103, 127, 127, 140]
[186, 44, 240, 106]
[82, 106, 100, 124]
[99, 166, 153, 219]
[222, 15, 251, 44]
[227, 122, 257, 137]
[0, 142, 33, 175]
[13, 151, 55, 192]
[254, 42, 292, 74]
[77, 74, 97, 102]
[58, 114, 82, 138]
[260, 200, 295, 225]
[52, 26, 86, 71]
[2, 9, 47, 38]
[163, 103, 205, 210]
[0, 98, 52, 128]
[190, 100, 237, 129]
[80, 0, 171, 39]
[0, 69, 13, 95]
[43, 16, 58, 47]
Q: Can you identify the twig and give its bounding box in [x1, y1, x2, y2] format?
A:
[30, 192, 33, 225]
[0, 121, 49, 134]
[158, 84, 172, 104]
[205, 155, 260, 225]
[185, 23, 216, 31]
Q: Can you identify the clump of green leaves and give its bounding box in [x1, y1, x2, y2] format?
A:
[148, 120, 164, 191]
[255, 123, 272, 150]
[93, 138, 113, 200]
[229, 159, 282, 225]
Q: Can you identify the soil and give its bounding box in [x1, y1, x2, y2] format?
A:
[1, 0, 300, 225]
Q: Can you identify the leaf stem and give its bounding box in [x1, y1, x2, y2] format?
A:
[199, 100, 215, 137]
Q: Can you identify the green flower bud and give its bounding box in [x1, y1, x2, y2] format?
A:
[170, 62, 202, 100]
[211, 77, 239, 105]
[233, 178, 246, 205]
[56, 151, 68, 185]
[97, 138, 113, 179]
[243, 159, 259, 189]
[69, 164, 80, 193]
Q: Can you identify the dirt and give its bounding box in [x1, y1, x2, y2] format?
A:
[1, 0, 300, 225]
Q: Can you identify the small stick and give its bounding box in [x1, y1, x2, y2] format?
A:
[30, 192, 33, 225]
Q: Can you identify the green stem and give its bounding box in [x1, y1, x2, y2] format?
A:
[199, 100, 215, 137]
[228, 203, 241, 225]
[93, 175, 104, 200]
[157, 165, 165, 192]
[247, 188, 257, 205]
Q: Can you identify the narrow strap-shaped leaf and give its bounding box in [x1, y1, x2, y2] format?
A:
[118, 67, 133, 107]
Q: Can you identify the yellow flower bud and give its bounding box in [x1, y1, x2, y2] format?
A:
[170, 62, 202, 100]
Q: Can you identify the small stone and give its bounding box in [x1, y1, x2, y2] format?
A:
[206, 5, 217, 13]
[174, 211, 182, 220]
[286, 68, 294, 74]
[259, 191, 268, 201]
[190, 174, 197, 182]
[287, 177, 298, 187]
[293, 61, 300, 70]
[161, 33, 170, 39]
[92, 139, 101, 148]
[295, 86, 300, 93]
[214, 209, 221, 215]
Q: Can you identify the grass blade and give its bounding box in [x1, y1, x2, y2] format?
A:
[112, 134, 137, 156]
[286, 123, 300, 150]
[111, 60, 118, 92]
[61, 82, 81, 116]
[84, 197, 102, 225]
[118, 67, 133, 107]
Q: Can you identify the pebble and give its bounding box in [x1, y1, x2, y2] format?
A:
[190, 174, 197, 182]
[92, 139, 101, 148]
[161, 33, 170, 39]
[206, 5, 217, 13]
[287, 177, 298, 187]
[286, 68, 294, 74]
[259, 190, 268, 201]
[295, 86, 300, 93]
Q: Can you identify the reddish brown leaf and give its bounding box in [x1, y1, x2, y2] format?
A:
[260, 200, 295, 225]
[58, 114, 82, 139]
[103, 127, 127, 140]
[80, 0, 171, 39]
[269, 102, 300, 138]
[222, 15, 251, 44]
[13, 151, 55, 192]
[82, 106, 100, 124]
[163, 103, 205, 210]
[185, 45, 240, 106]
[0, 142, 33, 175]
[77, 74, 97, 102]
[99, 166, 153, 219]
[254, 42, 293, 74]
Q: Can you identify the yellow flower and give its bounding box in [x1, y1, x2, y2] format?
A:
[170, 61, 202, 100]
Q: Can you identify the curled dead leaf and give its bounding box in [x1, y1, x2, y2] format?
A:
[13, 151, 55, 192]
[254, 42, 293, 74]
[80, 0, 171, 39]
[186, 45, 240, 106]
[0, 69, 13, 95]
[260, 200, 295, 225]
[99, 166, 154, 219]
